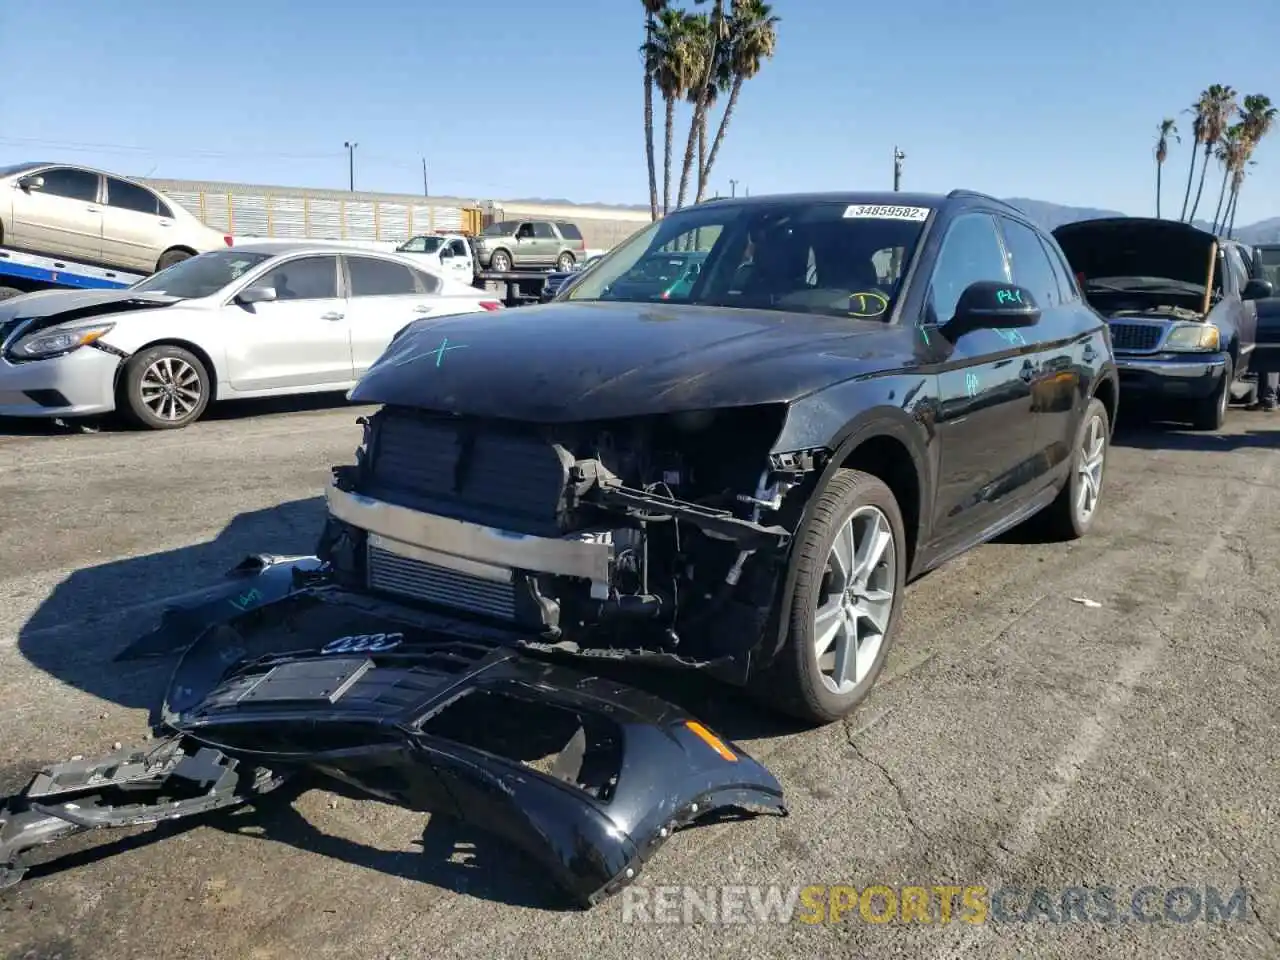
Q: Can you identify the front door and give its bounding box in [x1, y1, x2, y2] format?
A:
[8, 166, 104, 263]
[224, 254, 354, 391]
[440, 238, 474, 282]
[341, 254, 447, 377]
[923, 212, 1044, 545]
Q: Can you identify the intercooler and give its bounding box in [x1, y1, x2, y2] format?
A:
[366, 540, 518, 621]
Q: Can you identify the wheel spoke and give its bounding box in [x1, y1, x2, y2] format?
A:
[830, 522, 855, 591]
[813, 600, 844, 657]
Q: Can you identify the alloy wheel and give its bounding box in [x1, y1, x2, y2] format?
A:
[140, 356, 202, 423]
[1075, 413, 1106, 523]
[813, 505, 897, 695]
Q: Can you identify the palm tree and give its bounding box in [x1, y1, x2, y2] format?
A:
[648, 8, 697, 216]
[1154, 117, 1178, 218]
[675, 2, 725, 209]
[1179, 92, 1210, 221]
[1210, 124, 1242, 233]
[1224, 93, 1278, 237]
[696, 0, 779, 203]
[641, 0, 667, 221]
[1187, 84, 1237, 223]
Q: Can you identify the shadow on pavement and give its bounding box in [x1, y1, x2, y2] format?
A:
[1109, 411, 1280, 452]
[0, 393, 360, 438]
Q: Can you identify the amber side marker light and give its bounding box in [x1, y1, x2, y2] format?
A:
[685, 720, 738, 762]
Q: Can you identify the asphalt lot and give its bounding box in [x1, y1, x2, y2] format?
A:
[0, 397, 1277, 960]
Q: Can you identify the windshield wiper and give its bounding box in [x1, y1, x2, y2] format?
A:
[1086, 279, 1204, 295]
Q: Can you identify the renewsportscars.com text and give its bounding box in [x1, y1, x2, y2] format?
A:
[620, 884, 1252, 926]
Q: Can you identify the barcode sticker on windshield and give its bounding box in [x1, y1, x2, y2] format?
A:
[843, 204, 931, 221]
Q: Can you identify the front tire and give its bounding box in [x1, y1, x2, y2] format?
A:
[120, 345, 211, 430]
[755, 468, 906, 725]
[1038, 396, 1110, 540]
[489, 249, 513, 273]
[1189, 356, 1232, 431]
[0, 286, 22, 301]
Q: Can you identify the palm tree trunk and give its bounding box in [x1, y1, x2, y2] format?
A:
[1226, 186, 1240, 237]
[698, 76, 742, 203]
[643, 18, 659, 221]
[1156, 159, 1162, 218]
[1210, 165, 1230, 234]
[695, 112, 709, 200]
[662, 97, 675, 216]
[676, 101, 703, 209]
[1188, 143, 1213, 222]
[1179, 146, 1197, 221]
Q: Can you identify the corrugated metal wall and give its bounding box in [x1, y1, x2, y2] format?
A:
[144, 179, 478, 242]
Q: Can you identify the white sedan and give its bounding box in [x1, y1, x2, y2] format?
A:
[0, 242, 503, 429]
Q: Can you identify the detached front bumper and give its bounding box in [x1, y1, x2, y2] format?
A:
[1113, 351, 1229, 401]
[0, 346, 121, 418]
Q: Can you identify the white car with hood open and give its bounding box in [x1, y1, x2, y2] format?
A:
[0, 243, 503, 429]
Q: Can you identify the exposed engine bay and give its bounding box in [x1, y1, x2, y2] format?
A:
[317, 403, 820, 672]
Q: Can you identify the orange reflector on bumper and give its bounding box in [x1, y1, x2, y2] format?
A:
[685, 720, 738, 762]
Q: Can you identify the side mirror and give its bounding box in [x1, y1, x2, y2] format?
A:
[942, 281, 1041, 339]
[1242, 278, 1274, 301]
[18, 175, 44, 191]
[236, 285, 277, 305]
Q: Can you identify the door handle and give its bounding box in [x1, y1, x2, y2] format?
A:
[158, 220, 172, 227]
[1019, 360, 1037, 382]
[321, 312, 344, 321]
[86, 206, 100, 213]
[413, 305, 434, 314]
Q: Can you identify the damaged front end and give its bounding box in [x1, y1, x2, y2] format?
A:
[3, 570, 787, 906]
[316, 403, 820, 678]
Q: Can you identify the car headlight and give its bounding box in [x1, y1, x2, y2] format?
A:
[9, 322, 116, 360]
[1163, 323, 1220, 352]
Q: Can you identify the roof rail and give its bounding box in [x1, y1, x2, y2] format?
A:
[947, 188, 1009, 206]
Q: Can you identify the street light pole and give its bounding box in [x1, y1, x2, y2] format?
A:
[729, 178, 738, 197]
[893, 146, 905, 192]
[422, 157, 429, 196]
[343, 141, 358, 191]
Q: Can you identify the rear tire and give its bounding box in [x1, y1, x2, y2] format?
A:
[156, 248, 193, 272]
[1189, 356, 1232, 431]
[556, 252, 575, 272]
[1038, 396, 1110, 541]
[751, 468, 906, 725]
[119, 345, 211, 430]
[0, 286, 22, 301]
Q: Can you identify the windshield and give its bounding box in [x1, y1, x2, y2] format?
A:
[131, 250, 274, 299]
[0, 162, 43, 179]
[398, 236, 445, 254]
[481, 221, 520, 237]
[564, 200, 930, 320]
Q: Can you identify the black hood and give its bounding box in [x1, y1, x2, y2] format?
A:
[347, 301, 917, 422]
[1053, 217, 1218, 290]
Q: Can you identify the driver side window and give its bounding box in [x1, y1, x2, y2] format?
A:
[926, 213, 1011, 324]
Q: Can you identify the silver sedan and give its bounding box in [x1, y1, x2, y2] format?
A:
[0, 242, 504, 429]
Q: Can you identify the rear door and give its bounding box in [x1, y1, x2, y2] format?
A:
[342, 254, 448, 376]
[530, 221, 559, 266]
[923, 211, 1042, 544]
[224, 254, 353, 391]
[8, 166, 104, 263]
[100, 176, 175, 273]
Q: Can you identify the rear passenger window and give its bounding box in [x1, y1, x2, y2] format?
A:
[1000, 217, 1061, 308]
[106, 177, 163, 216]
[1038, 235, 1077, 303]
[259, 257, 338, 300]
[532, 222, 556, 239]
[348, 257, 418, 296]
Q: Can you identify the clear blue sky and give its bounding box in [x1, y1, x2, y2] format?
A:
[1, 0, 1276, 226]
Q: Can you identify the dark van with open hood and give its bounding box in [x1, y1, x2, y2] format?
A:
[1053, 217, 1272, 430]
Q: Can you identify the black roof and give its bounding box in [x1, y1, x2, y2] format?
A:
[688, 189, 1023, 215]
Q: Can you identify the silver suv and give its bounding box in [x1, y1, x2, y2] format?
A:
[474, 219, 586, 273]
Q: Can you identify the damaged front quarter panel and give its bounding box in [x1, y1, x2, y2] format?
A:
[3, 588, 787, 907]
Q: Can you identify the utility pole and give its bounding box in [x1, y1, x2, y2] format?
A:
[421, 157, 429, 196]
[729, 179, 738, 197]
[343, 141, 358, 191]
[893, 146, 905, 192]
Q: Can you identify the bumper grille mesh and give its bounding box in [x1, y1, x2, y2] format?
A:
[1108, 322, 1164, 352]
[367, 544, 516, 620]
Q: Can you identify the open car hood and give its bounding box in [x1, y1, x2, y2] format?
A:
[0, 288, 178, 324]
[1, 557, 786, 907]
[1052, 217, 1218, 291]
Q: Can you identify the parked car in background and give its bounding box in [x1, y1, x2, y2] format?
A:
[540, 253, 603, 301]
[395, 233, 477, 283]
[473, 219, 586, 272]
[0, 161, 232, 274]
[1052, 218, 1270, 430]
[0, 244, 502, 430]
